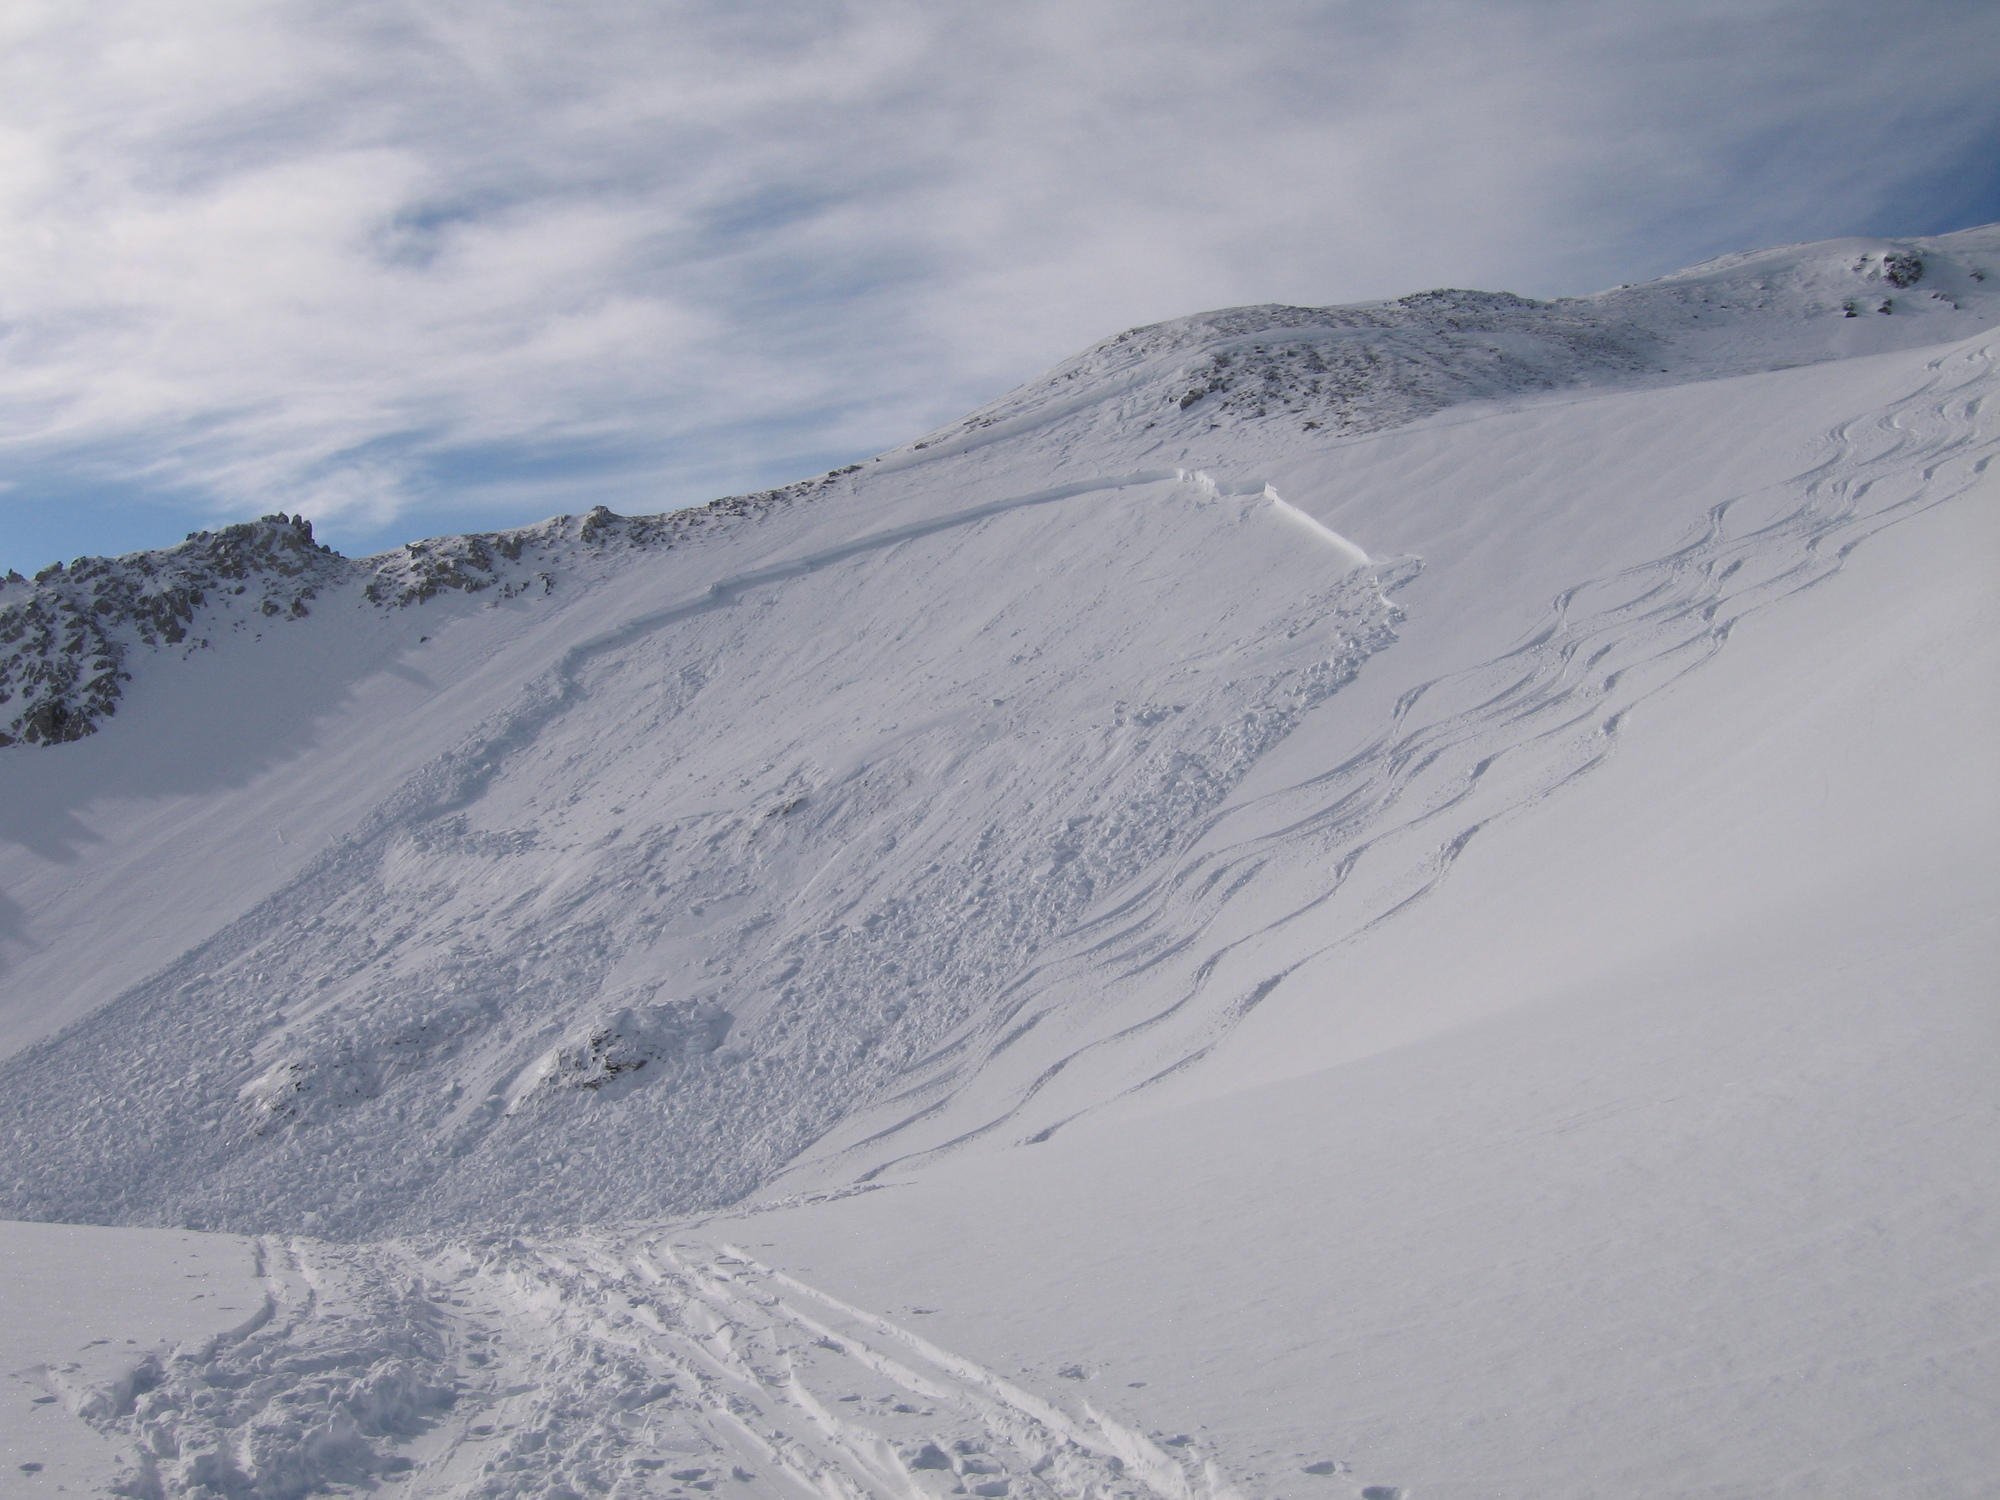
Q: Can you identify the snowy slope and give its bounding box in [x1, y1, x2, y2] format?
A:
[709, 454, 1998, 1500]
[0, 226, 1995, 1500]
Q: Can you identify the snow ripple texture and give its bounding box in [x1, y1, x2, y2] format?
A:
[783, 334, 2000, 1176]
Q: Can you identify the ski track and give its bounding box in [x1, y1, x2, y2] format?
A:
[59, 1231, 1241, 1500]
[799, 334, 2000, 1175]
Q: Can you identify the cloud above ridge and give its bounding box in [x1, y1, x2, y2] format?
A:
[2, 0, 1996, 565]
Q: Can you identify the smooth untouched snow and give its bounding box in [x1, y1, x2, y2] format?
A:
[0, 225, 1995, 1500]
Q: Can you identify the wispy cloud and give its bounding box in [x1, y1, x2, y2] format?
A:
[1, 0, 1995, 567]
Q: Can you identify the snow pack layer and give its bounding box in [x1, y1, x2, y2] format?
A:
[0, 470, 1400, 1233]
[0, 229, 1996, 1243]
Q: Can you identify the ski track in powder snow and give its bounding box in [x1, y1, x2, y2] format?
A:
[56, 1230, 1239, 1500]
[780, 332, 2000, 1180]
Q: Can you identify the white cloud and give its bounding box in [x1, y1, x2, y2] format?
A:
[0, 0, 1995, 560]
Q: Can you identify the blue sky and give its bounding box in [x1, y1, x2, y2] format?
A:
[2, 0, 1997, 575]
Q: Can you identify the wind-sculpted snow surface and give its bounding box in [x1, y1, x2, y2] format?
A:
[781, 330, 2000, 1181]
[0, 473, 1401, 1234]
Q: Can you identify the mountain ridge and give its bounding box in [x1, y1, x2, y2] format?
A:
[7, 225, 1994, 751]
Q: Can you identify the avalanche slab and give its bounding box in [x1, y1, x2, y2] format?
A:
[0, 474, 1401, 1235]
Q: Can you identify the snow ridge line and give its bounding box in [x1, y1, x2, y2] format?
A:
[796, 334, 2000, 1175]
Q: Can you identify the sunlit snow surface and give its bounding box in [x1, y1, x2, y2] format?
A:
[1, 228, 1996, 1499]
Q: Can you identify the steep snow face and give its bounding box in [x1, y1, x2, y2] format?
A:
[772, 323, 2000, 1193]
[0, 228, 1995, 1242]
[0, 470, 1402, 1233]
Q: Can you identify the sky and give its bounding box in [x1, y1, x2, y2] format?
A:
[2, 0, 1997, 575]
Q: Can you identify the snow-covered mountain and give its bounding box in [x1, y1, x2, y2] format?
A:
[1, 227, 1995, 1500]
